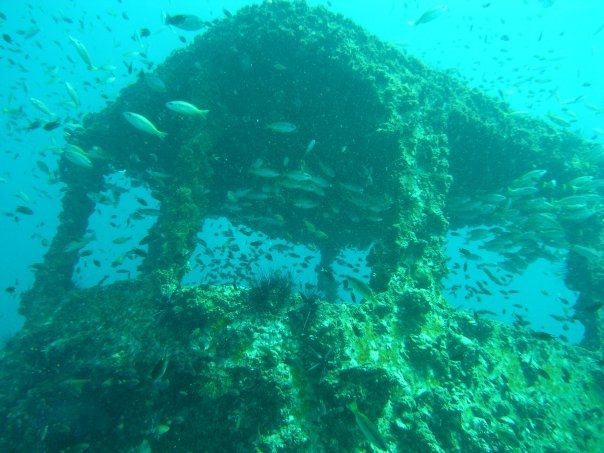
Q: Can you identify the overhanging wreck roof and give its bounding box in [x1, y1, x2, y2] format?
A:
[2, 2, 603, 451]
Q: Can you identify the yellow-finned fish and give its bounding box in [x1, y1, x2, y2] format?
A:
[64, 144, 93, 169]
[123, 112, 167, 139]
[347, 401, 389, 451]
[344, 274, 376, 304]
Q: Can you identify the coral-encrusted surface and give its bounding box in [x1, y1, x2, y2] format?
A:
[1, 279, 602, 451]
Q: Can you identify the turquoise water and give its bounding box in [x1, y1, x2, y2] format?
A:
[3, 0, 602, 345]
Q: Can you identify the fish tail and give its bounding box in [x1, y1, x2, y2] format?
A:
[158, 131, 168, 139]
[347, 400, 358, 413]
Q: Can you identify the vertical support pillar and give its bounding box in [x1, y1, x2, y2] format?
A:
[19, 162, 104, 322]
[369, 128, 450, 300]
[141, 132, 213, 294]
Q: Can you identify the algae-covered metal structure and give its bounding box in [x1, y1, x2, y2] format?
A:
[1, 2, 603, 451]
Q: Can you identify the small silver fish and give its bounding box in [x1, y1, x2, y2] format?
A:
[64, 82, 80, 108]
[293, 199, 317, 209]
[347, 401, 389, 451]
[164, 13, 206, 31]
[29, 98, 54, 116]
[545, 112, 570, 127]
[64, 144, 93, 168]
[248, 167, 280, 178]
[69, 35, 97, 70]
[408, 5, 448, 27]
[166, 101, 209, 116]
[284, 170, 312, 182]
[142, 72, 167, 93]
[304, 139, 316, 156]
[267, 122, 297, 133]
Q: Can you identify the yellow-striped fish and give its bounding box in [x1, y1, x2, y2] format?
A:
[123, 112, 167, 139]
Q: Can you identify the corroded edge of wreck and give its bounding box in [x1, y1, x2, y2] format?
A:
[1, 2, 603, 451]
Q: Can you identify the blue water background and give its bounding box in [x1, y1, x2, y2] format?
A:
[1, 0, 603, 344]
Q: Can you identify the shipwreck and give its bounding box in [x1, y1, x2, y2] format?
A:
[1, 2, 603, 451]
